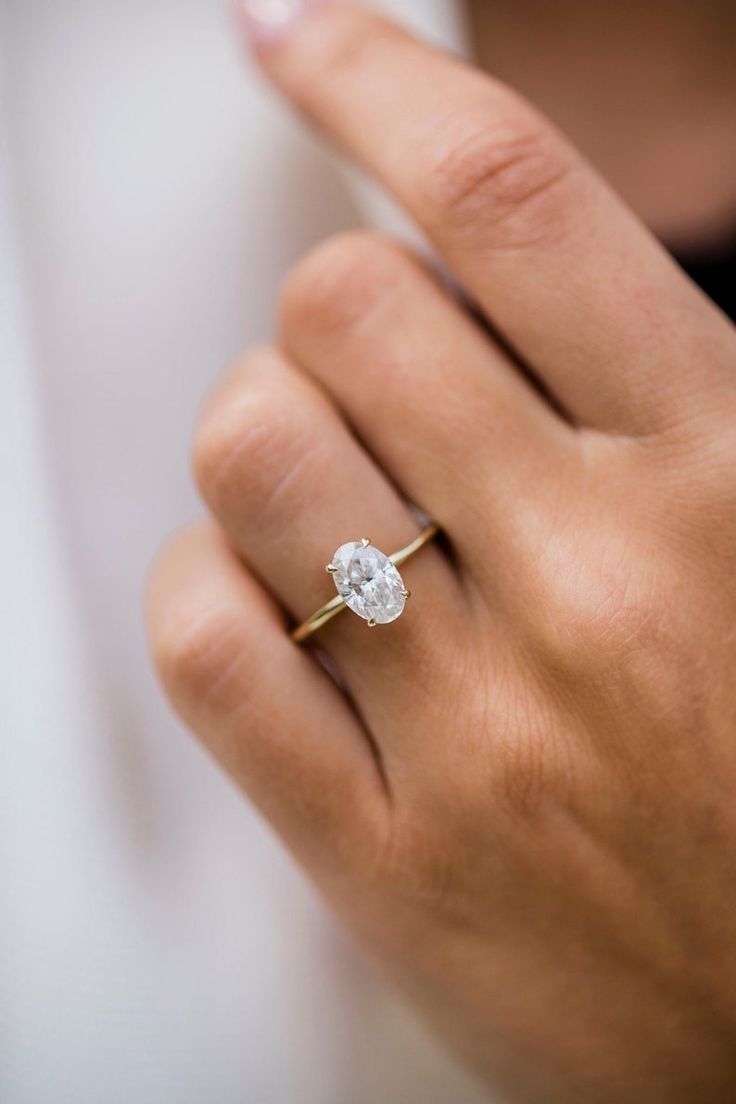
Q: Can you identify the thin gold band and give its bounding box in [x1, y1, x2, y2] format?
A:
[291, 523, 440, 645]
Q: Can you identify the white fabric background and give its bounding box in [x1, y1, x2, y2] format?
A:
[0, 1, 487, 1101]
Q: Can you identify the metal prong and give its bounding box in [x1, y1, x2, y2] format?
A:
[367, 619, 377, 628]
[360, 537, 370, 548]
[401, 589, 411, 599]
[325, 563, 337, 574]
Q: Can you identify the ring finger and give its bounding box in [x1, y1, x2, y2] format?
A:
[194, 344, 466, 762]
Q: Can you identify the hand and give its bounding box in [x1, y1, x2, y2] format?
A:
[147, 6, 736, 1101]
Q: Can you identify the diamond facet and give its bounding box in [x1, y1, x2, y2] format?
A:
[330, 541, 407, 625]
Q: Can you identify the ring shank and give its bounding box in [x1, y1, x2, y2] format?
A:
[291, 523, 439, 644]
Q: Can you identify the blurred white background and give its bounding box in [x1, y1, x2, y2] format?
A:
[0, 1, 485, 1101]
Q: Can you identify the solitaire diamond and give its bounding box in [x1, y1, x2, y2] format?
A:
[330, 541, 407, 625]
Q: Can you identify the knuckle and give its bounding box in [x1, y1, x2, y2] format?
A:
[376, 812, 470, 925]
[557, 575, 657, 666]
[478, 674, 564, 822]
[652, 413, 736, 546]
[531, 528, 679, 688]
[154, 602, 245, 709]
[424, 107, 573, 246]
[194, 367, 307, 517]
[567, 572, 667, 663]
[496, 724, 569, 822]
[280, 232, 410, 341]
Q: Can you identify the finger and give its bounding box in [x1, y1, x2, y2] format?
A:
[243, 3, 736, 436]
[147, 521, 388, 875]
[279, 231, 578, 584]
[193, 346, 467, 755]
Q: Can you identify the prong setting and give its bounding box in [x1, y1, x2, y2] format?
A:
[402, 588, 411, 599]
[328, 539, 408, 627]
[292, 525, 438, 644]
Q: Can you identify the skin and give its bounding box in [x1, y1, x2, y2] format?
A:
[147, 6, 736, 1102]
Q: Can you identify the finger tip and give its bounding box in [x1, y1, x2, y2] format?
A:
[230, 0, 339, 54]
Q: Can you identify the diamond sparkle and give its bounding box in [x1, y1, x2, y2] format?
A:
[330, 541, 407, 625]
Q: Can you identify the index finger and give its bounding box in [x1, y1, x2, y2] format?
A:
[238, 2, 735, 435]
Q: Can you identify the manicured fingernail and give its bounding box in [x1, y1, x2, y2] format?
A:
[233, 0, 322, 48]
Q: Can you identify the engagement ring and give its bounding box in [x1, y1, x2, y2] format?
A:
[292, 523, 439, 643]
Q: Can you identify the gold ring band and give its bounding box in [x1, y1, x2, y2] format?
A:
[291, 523, 439, 644]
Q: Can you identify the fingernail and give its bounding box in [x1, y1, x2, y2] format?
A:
[233, 0, 323, 48]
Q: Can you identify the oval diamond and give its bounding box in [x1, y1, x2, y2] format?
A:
[330, 541, 406, 625]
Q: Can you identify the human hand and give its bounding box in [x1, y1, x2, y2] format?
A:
[148, 6, 736, 1101]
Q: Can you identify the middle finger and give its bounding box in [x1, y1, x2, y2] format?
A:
[252, 3, 736, 437]
[279, 231, 577, 594]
